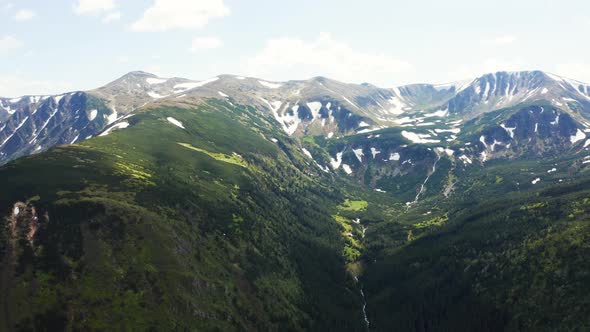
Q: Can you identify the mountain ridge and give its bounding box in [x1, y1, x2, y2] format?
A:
[1, 69, 590, 167]
[3, 69, 590, 330]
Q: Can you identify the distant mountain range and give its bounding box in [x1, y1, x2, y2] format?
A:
[2, 70, 590, 331]
[1, 70, 589, 166]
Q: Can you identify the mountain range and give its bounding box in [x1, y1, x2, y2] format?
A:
[2, 70, 590, 331]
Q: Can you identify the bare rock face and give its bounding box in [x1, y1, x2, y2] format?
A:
[8, 201, 45, 248]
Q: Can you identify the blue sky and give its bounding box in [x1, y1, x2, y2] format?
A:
[0, 0, 589, 96]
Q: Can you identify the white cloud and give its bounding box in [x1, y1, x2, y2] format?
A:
[74, 0, 116, 15]
[481, 35, 517, 46]
[131, 0, 229, 32]
[190, 36, 222, 52]
[75, 0, 120, 24]
[0, 35, 22, 53]
[555, 63, 590, 83]
[14, 9, 35, 21]
[102, 11, 121, 23]
[0, 75, 73, 98]
[242, 32, 412, 87]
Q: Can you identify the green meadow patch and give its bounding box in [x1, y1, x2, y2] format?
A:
[177, 142, 247, 167]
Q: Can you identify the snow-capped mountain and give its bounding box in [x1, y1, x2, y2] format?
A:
[0, 92, 117, 163]
[442, 71, 590, 117]
[0, 72, 204, 164]
[1, 70, 590, 167]
[170, 75, 405, 136]
[89, 71, 204, 113]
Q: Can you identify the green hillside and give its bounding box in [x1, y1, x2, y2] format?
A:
[0, 100, 365, 331]
[3, 96, 590, 331]
[363, 178, 590, 331]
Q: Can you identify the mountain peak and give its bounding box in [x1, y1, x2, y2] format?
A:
[122, 70, 158, 78]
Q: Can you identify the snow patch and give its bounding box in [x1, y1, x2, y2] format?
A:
[424, 109, 448, 118]
[258, 80, 282, 89]
[167, 117, 185, 129]
[330, 151, 344, 169]
[70, 134, 80, 144]
[394, 117, 414, 125]
[370, 147, 381, 158]
[435, 128, 461, 134]
[1, 116, 29, 147]
[342, 96, 359, 109]
[302, 148, 313, 159]
[481, 151, 488, 162]
[500, 124, 516, 139]
[480, 135, 488, 148]
[436, 147, 454, 156]
[29, 109, 59, 144]
[353, 148, 364, 162]
[106, 109, 118, 125]
[307, 102, 322, 121]
[342, 164, 353, 175]
[571, 129, 586, 144]
[459, 155, 472, 165]
[88, 109, 98, 121]
[174, 77, 219, 92]
[357, 127, 384, 134]
[148, 91, 169, 99]
[260, 98, 301, 136]
[386, 96, 407, 115]
[146, 77, 168, 85]
[99, 122, 130, 137]
[401, 131, 440, 144]
[53, 95, 64, 105]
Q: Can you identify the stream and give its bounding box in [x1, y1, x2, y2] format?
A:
[360, 285, 370, 330]
[355, 220, 370, 330]
[355, 276, 370, 330]
[407, 153, 441, 210]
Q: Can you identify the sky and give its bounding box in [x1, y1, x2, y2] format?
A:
[0, 0, 589, 97]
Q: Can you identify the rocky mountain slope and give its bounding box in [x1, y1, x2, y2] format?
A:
[2, 70, 590, 166]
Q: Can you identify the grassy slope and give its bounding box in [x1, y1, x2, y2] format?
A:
[3, 97, 590, 331]
[0, 100, 364, 331]
[359, 156, 590, 331]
